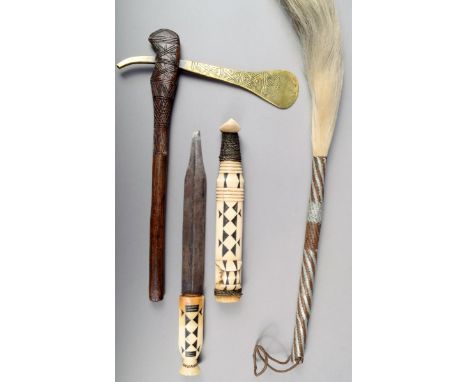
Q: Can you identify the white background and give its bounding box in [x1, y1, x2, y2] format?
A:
[1, 0, 468, 381]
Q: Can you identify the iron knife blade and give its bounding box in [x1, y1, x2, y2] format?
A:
[182, 131, 206, 295]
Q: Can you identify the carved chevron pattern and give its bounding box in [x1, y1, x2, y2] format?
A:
[215, 161, 244, 297]
[178, 295, 204, 374]
[149, 30, 180, 155]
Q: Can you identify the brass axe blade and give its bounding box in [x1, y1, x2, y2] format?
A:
[117, 56, 299, 109]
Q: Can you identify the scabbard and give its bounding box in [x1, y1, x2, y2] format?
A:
[214, 120, 244, 303]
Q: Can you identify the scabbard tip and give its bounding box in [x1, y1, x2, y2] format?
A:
[215, 295, 241, 303]
[220, 118, 240, 133]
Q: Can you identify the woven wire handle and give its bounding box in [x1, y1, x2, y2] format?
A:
[253, 157, 327, 375]
[292, 156, 326, 361]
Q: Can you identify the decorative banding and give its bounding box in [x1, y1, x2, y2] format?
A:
[217, 188, 244, 193]
[214, 288, 242, 296]
[216, 198, 244, 203]
[220, 162, 242, 167]
[215, 285, 240, 291]
[219, 168, 243, 174]
[219, 169, 242, 174]
[307, 201, 322, 223]
[216, 188, 244, 192]
[220, 160, 242, 167]
[219, 162, 242, 172]
[182, 363, 199, 368]
[216, 191, 244, 198]
[216, 287, 239, 292]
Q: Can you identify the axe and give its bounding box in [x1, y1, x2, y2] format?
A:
[117, 29, 298, 302]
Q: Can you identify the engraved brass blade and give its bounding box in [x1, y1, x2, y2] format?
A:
[116, 56, 299, 109]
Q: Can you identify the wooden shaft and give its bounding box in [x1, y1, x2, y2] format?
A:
[148, 29, 180, 302]
[178, 295, 204, 376]
[149, 153, 168, 302]
[215, 159, 244, 303]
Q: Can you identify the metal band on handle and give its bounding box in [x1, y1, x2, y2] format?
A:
[292, 156, 327, 362]
[253, 157, 327, 375]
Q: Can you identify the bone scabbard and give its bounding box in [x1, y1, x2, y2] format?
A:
[214, 119, 244, 303]
[179, 131, 206, 376]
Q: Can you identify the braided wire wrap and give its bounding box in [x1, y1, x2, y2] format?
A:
[292, 156, 326, 362]
[253, 157, 327, 375]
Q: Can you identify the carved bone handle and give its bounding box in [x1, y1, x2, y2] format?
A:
[178, 295, 204, 376]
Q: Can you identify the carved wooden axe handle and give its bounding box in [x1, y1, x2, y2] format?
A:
[148, 29, 180, 302]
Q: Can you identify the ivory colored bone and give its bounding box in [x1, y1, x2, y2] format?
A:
[214, 119, 244, 303]
[178, 295, 204, 376]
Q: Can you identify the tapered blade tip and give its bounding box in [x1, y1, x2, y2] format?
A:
[182, 131, 206, 295]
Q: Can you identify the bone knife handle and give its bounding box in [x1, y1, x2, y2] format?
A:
[178, 295, 204, 376]
[148, 29, 180, 302]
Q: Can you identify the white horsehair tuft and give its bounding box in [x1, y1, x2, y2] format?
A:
[281, 0, 344, 156]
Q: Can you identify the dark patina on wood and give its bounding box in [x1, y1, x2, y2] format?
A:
[148, 29, 180, 302]
[182, 131, 206, 295]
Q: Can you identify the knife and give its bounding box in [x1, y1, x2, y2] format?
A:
[178, 131, 206, 376]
